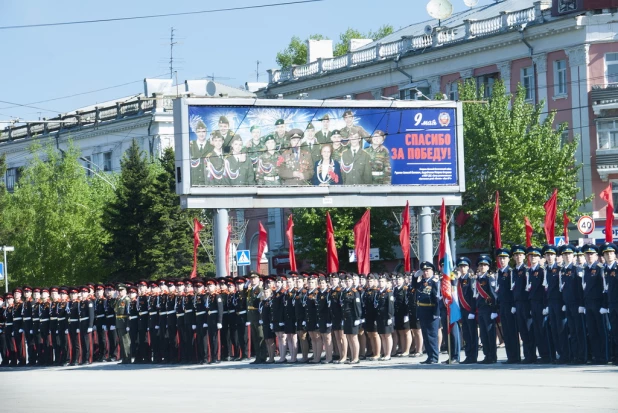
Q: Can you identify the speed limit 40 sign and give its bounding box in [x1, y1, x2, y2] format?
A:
[577, 216, 595, 235]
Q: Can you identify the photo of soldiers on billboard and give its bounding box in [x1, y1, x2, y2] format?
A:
[187, 104, 457, 188]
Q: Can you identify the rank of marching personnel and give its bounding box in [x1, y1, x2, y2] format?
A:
[0, 243, 616, 367]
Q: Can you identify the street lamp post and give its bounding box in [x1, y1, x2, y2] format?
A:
[2, 246, 15, 292]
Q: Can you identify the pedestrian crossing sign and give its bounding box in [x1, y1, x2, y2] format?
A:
[0, 262, 3, 281]
[554, 236, 566, 247]
[236, 250, 251, 266]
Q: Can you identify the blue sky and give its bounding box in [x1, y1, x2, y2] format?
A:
[0, 0, 494, 121]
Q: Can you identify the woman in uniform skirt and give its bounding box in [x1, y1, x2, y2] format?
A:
[364, 274, 380, 360]
[407, 271, 423, 357]
[341, 274, 362, 364]
[283, 277, 298, 363]
[272, 276, 287, 363]
[317, 276, 333, 363]
[328, 273, 346, 363]
[304, 275, 322, 363]
[375, 274, 395, 361]
[259, 287, 276, 363]
[393, 273, 411, 357]
[294, 275, 309, 363]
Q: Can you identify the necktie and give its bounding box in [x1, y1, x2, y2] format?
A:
[352, 150, 356, 157]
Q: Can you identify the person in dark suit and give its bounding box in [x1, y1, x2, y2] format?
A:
[312, 144, 342, 186]
[340, 128, 372, 185]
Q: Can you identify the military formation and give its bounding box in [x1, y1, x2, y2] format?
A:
[1, 241, 616, 367]
[189, 111, 391, 187]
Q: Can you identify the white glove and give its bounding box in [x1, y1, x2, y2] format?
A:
[203, 323, 207, 328]
[600, 308, 609, 314]
[110, 325, 116, 331]
[490, 313, 498, 320]
[102, 325, 107, 331]
[65, 329, 69, 334]
[361, 319, 365, 323]
[326, 323, 332, 328]
[87, 327, 92, 333]
[525, 283, 531, 291]
[511, 307, 516, 314]
[561, 305, 566, 312]
[29, 330, 33, 334]
[433, 315, 439, 320]
[354, 320, 360, 326]
[578, 307, 585, 314]
[403, 316, 409, 323]
[56, 330, 59, 334]
[387, 319, 392, 325]
[302, 321, 306, 326]
[278, 322, 284, 327]
[0, 329, 2, 334]
[76, 329, 80, 333]
[18, 329, 24, 333]
[245, 322, 251, 326]
[126, 327, 130, 332]
[259, 320, 263, 325]
[147, 328, 149, 331]
[192, 325, 196, 330]
[316, 323, 320, 328]
[155, 325, 160, 329]
[542, 308, 549, 316]
[11, 332, 14, 336]
[270, 323, 274, 329]
[468, 314, 475, 320]
[217, 323, 222, 329]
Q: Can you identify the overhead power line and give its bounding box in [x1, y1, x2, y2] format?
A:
[0, 0, 324, 30]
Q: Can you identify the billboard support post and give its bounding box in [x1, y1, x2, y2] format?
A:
[214, 209, 229, 277]
[420, 207, 434, 264]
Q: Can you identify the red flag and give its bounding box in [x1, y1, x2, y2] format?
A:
[286, 215, 297, 272]
[493, 191, 502, 249]
[256, 222, 268, 272]
[438, 199, 455, 333]
[225, 224, 232, 276]
[353, 210, 371, 274]
[600, 183, 614, 242]
[326, 212, 339, 273]
[544, 189, 558, 244]
[190, 218, 205, 278]
[399, 201, 411, 272]
[455, 210, 470, 227]
[524, 217, 533, 248]
[563, 212, 570, 244]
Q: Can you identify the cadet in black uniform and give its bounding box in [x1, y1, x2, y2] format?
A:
[206, 279, 224, 364]
[417, 262, 440, 364]
[283, 276, 298, 363]
[78, 286, 95, 364]
[526, 246, 550, 364]
[38, 288, 53, 365]
[157, 280, 170, 364]
[104, 284, 118, 362]
[21, 286, 36, 367]
[375, 273, 395, 360]
[0, 295, 7, 366]
[233, 277, 249, 361]
[495, 249, 520, 364]
[317, 275, 333, 363]
[49, 287, 60, 365]
[559, 245, 586, 364]
[67, 287, 81, 366]
[93, 285, 108, 362]
[148, 281, 161, 363]
[272, 276, 287, 363]
[294, 274, 309, 363]
[57, 287, 70, 366]
[329, 273, 346, 362]
[166, 281, 179, 363]
[247, 272, 267, 364]
[582, 244, 608, 364]
[137, 280, 152, 364]
[127, 286, 139, 362]
[363, 274, 379, 359]
[544, 244, 569, 364]
[341, 273, 362, 364]
[193, 279, 207, 364]
[455, 257, 478, 364]
[174, 280, 187, 363]
[12, 288, 26, 366]
[511, 245, 536, 363]
[3, 293, 16, 366]
[304, 274, 321, 363]
[602, 242, 618, 365]
[30, 287, 42, 366]
[474, 255, 498, 364]
[259, 286, 276, 363]
[392, 273, 411, 357]
[218, 279, 231, 361]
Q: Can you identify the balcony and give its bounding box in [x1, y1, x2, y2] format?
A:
[592, 83, 618, 115]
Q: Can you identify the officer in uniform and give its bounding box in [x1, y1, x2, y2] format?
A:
[57, 287, 70, 366]
[340, 128, 372, 185]
[329, 130, 345, 162]
[93, 285, 108, 362]
[602, 242, 618, 365]
[256, 135, 282, 186]
[216, 116, 235, 154]
[393, 273, 411, 357]
[582, 244, 608, 364]
[147, 281, 161, 363]
[375, 273, 395, 361]
[78, 286, 95, 365]
[245, 125, 264, 167]
[495, 249, 520, 364]
[247, 272, 267, 364]
[49, 287, 60, 365]
[22, 286, 36, 366]
[136, 280, 151, 364]
[190, 119, 211, 186]
[316, 114, 333, 145]
[38, 288, 53, 365]
[474, 255, 498, 364]
[329, 273, 346, 363]
[273, 118, 288, 150]
[438, 263, 460, 364]
[559, 244, 586, 364]
[127, 286, 140, 362]
[12, 288, 26, 366]
[204, 132, 227, 185]
[303, 275, 321, 363]
[365, 130, 391, 185]
[279, 129, 314, 185]
[416, 262, 440, 364]
[30, 287, 42, 366]
[104, 284, 118, 362]
[455, 257, 477, 364]
[113, 284, 131, 364]
[341, 273, 362, 364]
[233, 277, 249, 361]
[317, 275, 333, 363]
[527, 246, 550, 363]
[66, 287, 81, 366]
[302, 123, 322, 165]
[294, 274, 309, 363]
[224, 135, 256, 186]
[544, 244, 569, 364]
[182, 279, 196, 364]
[206, 279, 224, 364]
[157, 280, 169, 364]
[511, 244, 536, 363]
[339, 110, 370, 143]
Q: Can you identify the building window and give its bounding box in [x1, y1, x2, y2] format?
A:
[597, 119, 618, 150]
[82, 155, 93, 177]
[5, 167, 20, 193]
[447, 82, 459, 100]
[521, 66, 535, 102]
[102, 151, 112, 172]
[561, 130, 569, 146]
[612, 181, 618, 213]
[605, 53, 618, 85]
[554, 60, 567, 96]
[476, 73, 498, 98]
[400, 87, 430, 101]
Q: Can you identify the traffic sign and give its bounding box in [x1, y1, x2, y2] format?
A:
[554, 236, 566, 247]
[0, 262, 3, 281]
[236, 250, 251, 266]
[577, 216, 595, 235]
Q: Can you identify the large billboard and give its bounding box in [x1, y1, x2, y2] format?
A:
[174, 98, 464, 209]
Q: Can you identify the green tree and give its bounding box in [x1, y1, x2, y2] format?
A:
[333, 25, 394, 56]
[457, 80, 591, 250]
[291, 207, 398, 272]
[0, 153, 7, 248]
[276, 34, 328, 69]
[102, 139, 155, 281]
[144, 148, 194, 279]
[1, 142, 114, 288]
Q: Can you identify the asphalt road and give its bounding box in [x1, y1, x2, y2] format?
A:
[2, 348, 617, 413]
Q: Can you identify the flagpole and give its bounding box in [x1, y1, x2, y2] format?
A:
[447, 311, 452, 364]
